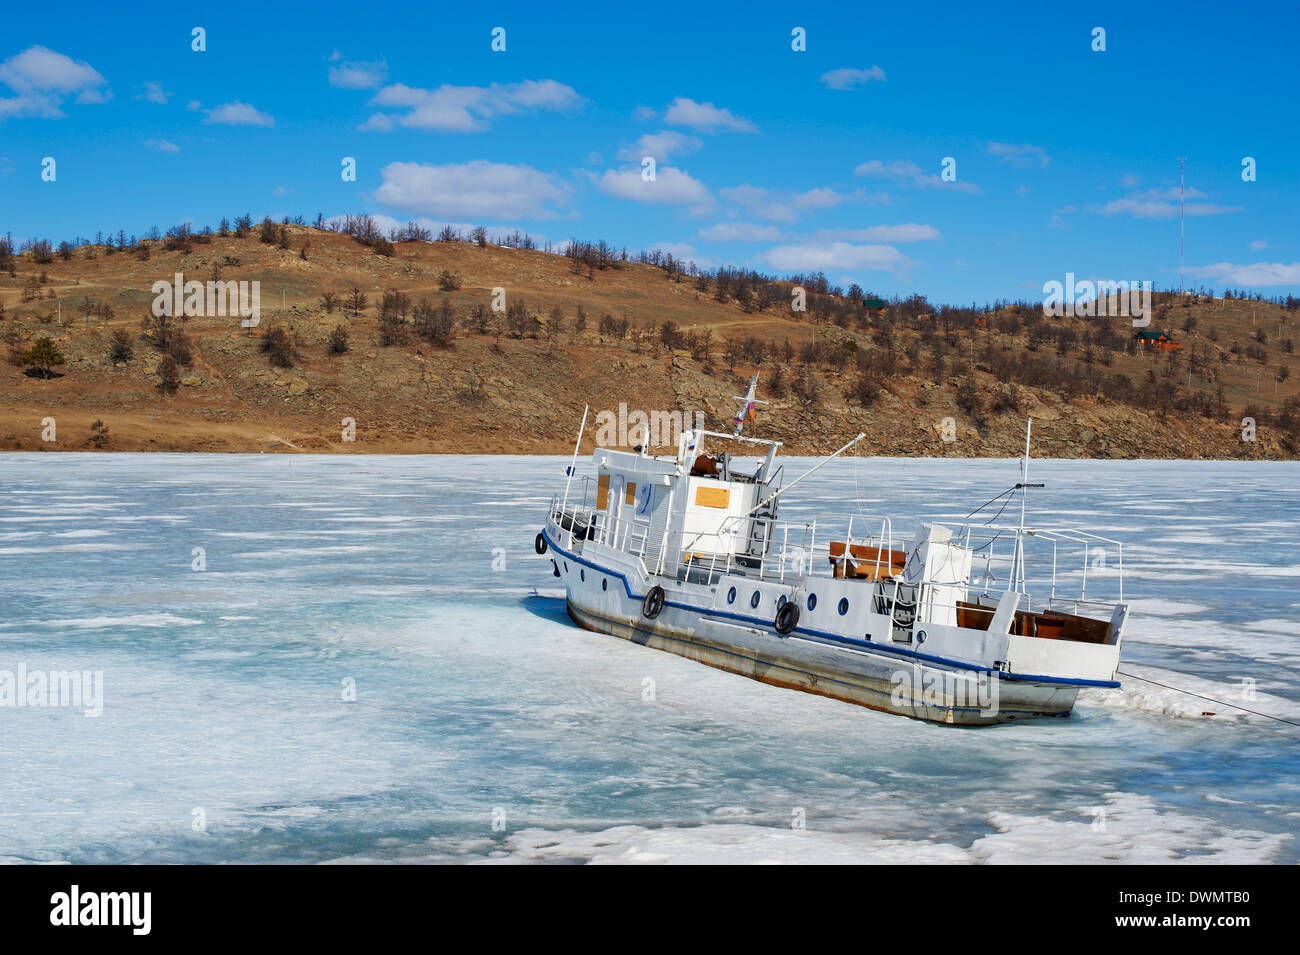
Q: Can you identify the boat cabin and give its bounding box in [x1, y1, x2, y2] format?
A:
[591, 428, 781, 576]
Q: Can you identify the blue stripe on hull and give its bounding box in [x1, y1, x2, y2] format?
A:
[542, 527, 1119, 691]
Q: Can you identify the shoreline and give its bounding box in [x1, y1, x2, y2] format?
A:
[1, 447, 1292, 462]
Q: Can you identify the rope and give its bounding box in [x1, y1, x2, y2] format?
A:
[964, 485, 1018, 522]
[1116, 668, 1300, 728]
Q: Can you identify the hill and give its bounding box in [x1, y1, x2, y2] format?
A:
[1, 220, 1297, 458]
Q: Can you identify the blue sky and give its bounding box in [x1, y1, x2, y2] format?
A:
[1, 0, 1296, 304]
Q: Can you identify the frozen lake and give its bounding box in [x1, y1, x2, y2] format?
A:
[0, 453, 1297, 864]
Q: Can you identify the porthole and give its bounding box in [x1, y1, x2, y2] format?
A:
[727, 586, 736, 604]
[778, 594, 787, 608]
[838, 597, 850, 616]
[807, 594, 818, 612]
[563, 561, 568, 573]
[580, 568, 585, 582]
[750, 590, 761, 609]
[602, 578, 608, 591]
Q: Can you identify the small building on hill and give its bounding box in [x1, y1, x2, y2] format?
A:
[1133, 329, 1182, 351]
[862, 297, 888, 317]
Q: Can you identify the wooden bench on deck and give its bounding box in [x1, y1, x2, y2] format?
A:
[957, 599, 1110, 642]
[828, 541, 906, 580]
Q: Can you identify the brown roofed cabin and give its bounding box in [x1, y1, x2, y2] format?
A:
[1133, 329, 1182, 351]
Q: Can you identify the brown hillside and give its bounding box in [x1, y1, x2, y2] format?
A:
[1, 224, 1297, 458]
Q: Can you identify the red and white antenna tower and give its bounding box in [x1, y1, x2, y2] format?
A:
[1179, 156, 1185, 295]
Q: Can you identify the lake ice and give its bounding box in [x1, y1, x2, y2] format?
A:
[0, 453, 1296, 864]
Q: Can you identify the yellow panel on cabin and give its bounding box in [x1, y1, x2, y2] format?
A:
[695, 486, 730, 508]
[597, 474, 609, 509]
[625, 482, 637, 505]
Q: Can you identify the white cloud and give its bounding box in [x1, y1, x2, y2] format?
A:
[720, 184, 871, 223]
[143, 139, 179, 153]
[986, 141, 1050, 168]
[135, 81, 169, 104]
[0, 45, 106, 92]
[1129, 186, 1206, 201]
[597, 166, 712, 206]
[363, 79, 581, 132]
[1049, 205, 1078, 229]
[813, 223, 941, 243]
[663, 97, 756, 133]
[633, 106, 657, 121]
[0, 45, 110, 119]
[699, 222, 783, 242]
[617, 131, 702, 163]
[185, 99, 201, 111]
[1092, 193, 1238, 218]
[1249, 240, 1268, 251]
[720, 185, 793, 221]
[204, 101, 275, 127]
[373, 160, 568, 220]
[1120, 173, 1140, 188]
[1187, 262, 1300, 287]
[792, 187, 847, 211]
[762, 241, 909, 273]
[854, 159, 981, 193]
[820, 66, 887, 90]
[329, 58, 388, 90]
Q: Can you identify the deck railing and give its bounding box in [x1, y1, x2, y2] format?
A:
[547, 481, 1124, 608]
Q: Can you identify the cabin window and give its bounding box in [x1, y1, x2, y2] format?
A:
[727, 587, 736, 604]
[777, 594, 787, 608]
[563, 561, 569, 574]
[750, 590, 761, 609]
[580, 569, 585, 582]
[602, 578, 608, 591]
[838, 597, 849, 616]
[807, 594, 817, 611]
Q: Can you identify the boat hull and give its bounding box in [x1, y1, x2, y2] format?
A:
[562, 579, 1082, 727]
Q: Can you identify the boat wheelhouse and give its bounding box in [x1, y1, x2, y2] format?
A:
[537, 380, 1128, 725]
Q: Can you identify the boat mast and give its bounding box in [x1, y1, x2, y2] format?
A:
[1019, 417, 1032, 535]
[1011, 418, 1043, 592]
[731, 374, 767, 436]
[562, 404, 589, 506]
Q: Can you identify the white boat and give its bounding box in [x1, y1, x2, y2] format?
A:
[536, 378, 1128, 725]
